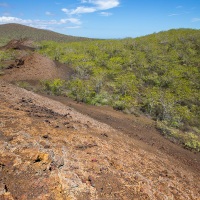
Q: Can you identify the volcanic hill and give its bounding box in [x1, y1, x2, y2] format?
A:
[0, 36, 199, 200]
[0, 23, 89, 45]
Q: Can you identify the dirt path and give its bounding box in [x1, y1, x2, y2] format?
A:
[42, 94, 200, 173]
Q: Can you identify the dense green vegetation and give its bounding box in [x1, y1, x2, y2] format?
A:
[32, 29, 200, 150]
[0, 23, 90, 46]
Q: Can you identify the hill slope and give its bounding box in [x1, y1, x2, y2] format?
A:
[36, 29, 200, 151]
[0, 23, 89, 45]
[0, 35, 200, 199]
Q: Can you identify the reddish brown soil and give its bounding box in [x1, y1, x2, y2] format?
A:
[0, 42, 199, 199]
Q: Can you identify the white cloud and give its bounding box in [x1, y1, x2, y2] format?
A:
[45, 11, 54, 16]
[0, 16, 81, 30]
[62, 0, 119, 15]
[176, 5, 183, 9]
[90, 0, 119, 10]
[0, 16, 32, 24]
[192, 18, 200, 22]
[60, 18, 81, 24]
[99, 12, 112, 16]
[71, 6, 96, 14]
[61, 8, 69, 14]
[64, 26, 81, 29]
[168, 13, 180, 17]
[62, 6, 96, 15]
[168, 11, 191, 17]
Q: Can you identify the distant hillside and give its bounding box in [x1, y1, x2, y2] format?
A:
[0, 23, 89, 45]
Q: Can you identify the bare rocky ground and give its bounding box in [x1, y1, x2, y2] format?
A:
[0, 41, 199, 199]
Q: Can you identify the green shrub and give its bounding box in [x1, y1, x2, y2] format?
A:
[113, 100, 126, 111]
[41, 79, 65, 95]
[90, 92, 111, 106]
[112, 95, 135, 111]
[67, 78, 94, 102]
[156, 121, 200, 151]
[0, 50, 16, 61]
[184, 133, 200, 151]
[156, 121, 180, 139]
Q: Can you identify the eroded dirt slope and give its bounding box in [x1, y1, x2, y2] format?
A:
[45, 95, 200, 173]
[2, 52, 72, 82]
[0, 81, 200, 200]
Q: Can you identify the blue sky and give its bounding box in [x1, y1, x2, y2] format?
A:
[0, 0, 200, 38]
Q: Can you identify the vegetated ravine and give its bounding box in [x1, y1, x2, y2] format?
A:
[37, 28, 200, 152]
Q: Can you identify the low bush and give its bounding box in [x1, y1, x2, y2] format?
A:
[184, 133, 200, 151]
[156, 121, 200, 151]
[41, 79, 65, 95]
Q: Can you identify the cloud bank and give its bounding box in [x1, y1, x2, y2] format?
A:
[0, 16, 81, 29]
